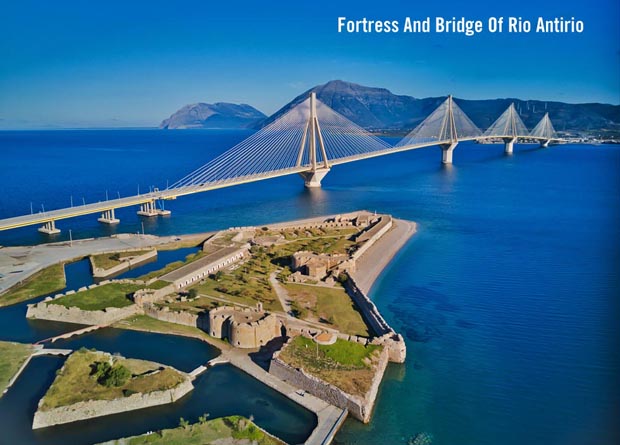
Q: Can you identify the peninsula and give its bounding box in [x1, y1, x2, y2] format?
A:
[0, 210, 416, 444]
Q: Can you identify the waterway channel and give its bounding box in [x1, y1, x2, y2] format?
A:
[0, 252, 316, 445]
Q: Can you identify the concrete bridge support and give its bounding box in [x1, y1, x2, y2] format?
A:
[137, 201, 158, 217]
[503, 137, 517, 155]
[540, 139, 551, 148]
[440, 142, 458, 164]
[38, 220, 60, 235]
[97, 209, 120, 224]
[137, 201, 171, 217]
[299, 168, 330, 188]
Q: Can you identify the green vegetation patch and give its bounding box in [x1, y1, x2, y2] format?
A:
[147, 280, 170, 290]
[190, 251, 282, 311]
[113, 315, 222, 344]
[101, 415, 284, 445]
[40, 349, 186, 410]
[0, 263, 66, 307]
[48, 282, 139, 311]
[284, 283, 369, 337]
[0, 341, 34, 396]
[279, 336, 382, 397]
[91, 250, 152, 271]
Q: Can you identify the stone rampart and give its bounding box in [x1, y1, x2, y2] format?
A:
[32, 377, 193, 429]
[269, 340, 389, 423]
[91, 250, 158, 279]
[209, 306, 280, 348]
[352, 216, 393, 261]
[132, 284, 175, 305]
[26, 301, 140, 325]
[343, 274, 406, 363]
[142, 304, 209, 331]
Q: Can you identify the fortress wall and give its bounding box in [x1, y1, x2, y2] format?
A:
[91, 250, 158, 279]
[344, 276, 392, 337]
[26, 301, 140, 326]
[343, 274, 407, 363]
[132, 284, 175, 305]
[32, 377, 193, 429]
[170, 247, 249, 290]
[352, 216, 393, 261]
[143, 305, 209, 331]
[229, 314, 280, 348]
[269, 344, 390, 423]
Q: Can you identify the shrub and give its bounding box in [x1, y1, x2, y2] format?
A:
[179, 417, 189, 429]
[91, 361, 130, 387]
[188, 288, 198, 299]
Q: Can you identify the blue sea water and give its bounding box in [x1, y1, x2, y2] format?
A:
[0, 130, 618, 445]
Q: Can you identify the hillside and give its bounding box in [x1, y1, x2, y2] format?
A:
[256, 80, 620, 137]
[160, 102, 266, 129]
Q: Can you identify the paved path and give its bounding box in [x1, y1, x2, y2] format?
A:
[36, 324, 105, 345]
[225, 349, 347, 445]
[269, 271, 293, 315]
[0, 232, 212, 297]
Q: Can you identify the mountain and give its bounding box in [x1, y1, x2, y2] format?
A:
[256, 80, 620, 136]
[160, 103, 266, 129]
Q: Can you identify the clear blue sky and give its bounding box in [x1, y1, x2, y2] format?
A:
[0, 0, 618, 128]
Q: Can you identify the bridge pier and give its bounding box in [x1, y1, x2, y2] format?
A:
[137, 201, 171, 217]
[540, 139, 551, 148]
[299, 168, 330, 188]
[503, 137, 517, 155]
[440, 142, 458, 164]
[38, 220, 60, 235]
[97, 209, 119, 224]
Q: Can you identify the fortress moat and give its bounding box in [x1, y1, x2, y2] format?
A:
[0, 210, 416, 443]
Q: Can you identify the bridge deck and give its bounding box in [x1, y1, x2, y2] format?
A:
[0, 135, 557, 232]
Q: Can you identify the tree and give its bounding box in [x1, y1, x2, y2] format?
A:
[188, 288, 198, 299]
[198, 413, 210, 424]
[104, 364, 130, 387]
[179, 417, 189, 429]
[214, 270, 224, 281]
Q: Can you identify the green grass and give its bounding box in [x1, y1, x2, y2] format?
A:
[49, 283, 139, 311]
[100, 416, 284, 445]
[157, 225, 360, 315]
[0, 263, 66, 307]
[113, 314, 218, 343]
[0, 341, 34, 397]
[90, 250, 152, 271]
[279, 336, 382, 397]
[147, 280, 170, 290]
[284, 283, 369, 336]
[190, 251, 282, 311]
[41, 349, 186, 410]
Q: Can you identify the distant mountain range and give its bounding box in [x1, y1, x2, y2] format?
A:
[160, 103, 266, 129]
[162, 80, 620, 136]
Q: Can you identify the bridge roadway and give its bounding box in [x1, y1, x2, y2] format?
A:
[0, 135, 556, 233]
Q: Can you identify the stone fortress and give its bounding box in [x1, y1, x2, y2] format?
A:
[208, 304, 280, 349]
[25, 210, 410, 424]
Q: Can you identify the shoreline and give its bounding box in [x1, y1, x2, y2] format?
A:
[1, 211, 416, 444]
[352, 218, 417, 294]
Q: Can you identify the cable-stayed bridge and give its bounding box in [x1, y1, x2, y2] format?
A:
[0, 93, 560, 234]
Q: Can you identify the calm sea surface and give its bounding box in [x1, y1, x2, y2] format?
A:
[0, 130, 618, 445]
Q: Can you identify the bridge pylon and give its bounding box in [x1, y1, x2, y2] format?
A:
[530, 112, 557, 147]
[297, 92, 331, 187]
[397, 95, 481, 164]
[483, 103, 529, 154]
[440, 95, 459, 164]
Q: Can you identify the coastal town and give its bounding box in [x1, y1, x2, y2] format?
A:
[0, 211, 416, 445]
